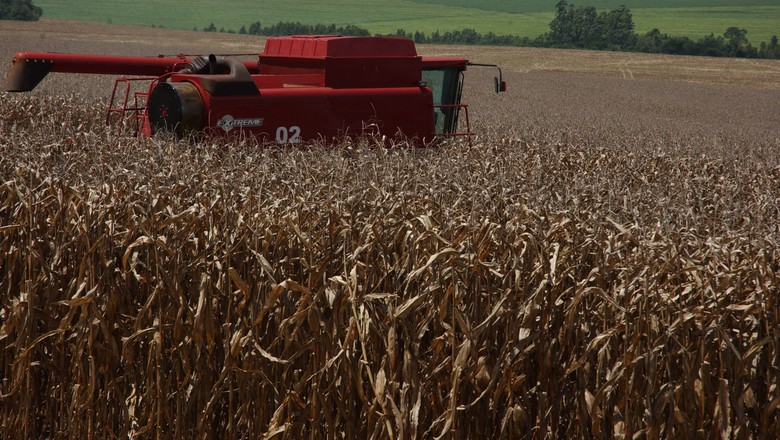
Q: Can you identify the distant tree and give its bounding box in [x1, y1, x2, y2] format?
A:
[203, 22, 216, 32]
[460, 28, 480, 44]
[239, 25, 247, 34]
[248, 21, 261, 35]
[693, 33, 727, 57]
[601, 6, 636, 49]
[0, 0, 43, 21]
[723, 27, 753, 57]
[763, 35, 780, 58]
[661, 35, 694, 55]
[548, 0, 572, 45]
[635, 28, 664, 53]
[758, 35, 779, 59]
[341, 24, 369, 36]
[392, 28, 411, 39]
[547, 1, 629, 50]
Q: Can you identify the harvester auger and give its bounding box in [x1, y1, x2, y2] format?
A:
[4, 35, 505, 145]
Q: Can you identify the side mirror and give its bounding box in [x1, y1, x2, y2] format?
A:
[468, 62, 507, 94]
[494, 77, 507, 93]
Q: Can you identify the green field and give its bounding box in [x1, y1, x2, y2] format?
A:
[32, 0, 780, 44]
[415, 0, 780, 13]
[632, 6, 779, 44]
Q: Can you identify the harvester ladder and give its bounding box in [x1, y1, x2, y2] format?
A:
[435, 103, 472, 146]
[107, 77, 154, 136]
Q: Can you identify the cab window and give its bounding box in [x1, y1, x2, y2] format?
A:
[422, 68, 463, 135]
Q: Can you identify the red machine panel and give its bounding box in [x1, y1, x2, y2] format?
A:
[208, 86, 434, 143]
[152, 72, 435, 144]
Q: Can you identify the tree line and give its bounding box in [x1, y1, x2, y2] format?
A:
[213, 1, 779, 59]
[542, 1, 778, 58]
[201, 21, 370, 38]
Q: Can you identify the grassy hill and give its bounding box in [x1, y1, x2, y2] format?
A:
[32, 0, 780, 44]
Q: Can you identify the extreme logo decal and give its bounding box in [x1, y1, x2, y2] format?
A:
[217, 115, 264, 132]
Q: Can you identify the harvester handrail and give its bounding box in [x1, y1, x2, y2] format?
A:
[107, 76, 158, 136]
[433, 103, 472, 146]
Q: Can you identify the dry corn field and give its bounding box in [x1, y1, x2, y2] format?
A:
[1, 20, 780, 439]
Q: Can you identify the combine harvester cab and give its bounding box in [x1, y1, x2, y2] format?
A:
[4, 35, 505, 145]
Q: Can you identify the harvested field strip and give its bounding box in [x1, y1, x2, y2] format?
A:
[1, 95, 779, 438]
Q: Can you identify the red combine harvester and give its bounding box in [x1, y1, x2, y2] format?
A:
[3, 35, 505, 145]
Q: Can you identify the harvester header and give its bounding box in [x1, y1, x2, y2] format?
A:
[4, 35, 505, 145]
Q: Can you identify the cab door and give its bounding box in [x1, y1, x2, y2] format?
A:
[422, 66, 465, 135]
